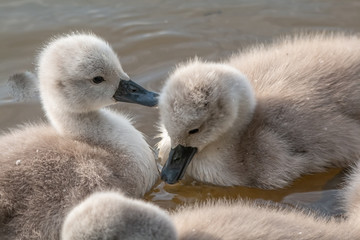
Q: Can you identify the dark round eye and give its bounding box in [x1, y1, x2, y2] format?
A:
[188, 129, 199, 135]
[92, 76, 105, 84]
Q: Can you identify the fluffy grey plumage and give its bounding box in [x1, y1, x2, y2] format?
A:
[62, 192, 177, 240]
[62, 162, 360, 240]
[158, 33, 360, 188]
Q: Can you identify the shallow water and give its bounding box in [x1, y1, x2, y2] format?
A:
[1, 0, 360, 214]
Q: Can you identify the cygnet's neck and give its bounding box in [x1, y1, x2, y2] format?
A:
[43, 100, 158, 194]
[44, 102, 118, 145]
[229, 74, 257, 135]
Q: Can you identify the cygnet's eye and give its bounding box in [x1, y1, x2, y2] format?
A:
[188, 129, 199, 135]
[92, 76, 105, 84]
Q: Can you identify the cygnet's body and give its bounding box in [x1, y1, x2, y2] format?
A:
[0, 33, 159, 239]
[62, 162, 360, 240]
[158, 33, 360, 188]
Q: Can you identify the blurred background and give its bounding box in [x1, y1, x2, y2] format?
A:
[1, 0, 359, 213]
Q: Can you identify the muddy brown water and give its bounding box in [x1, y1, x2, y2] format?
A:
[1, 0, 360, 215]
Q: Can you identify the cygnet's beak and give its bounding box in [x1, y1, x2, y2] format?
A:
[160, 144, 198, 184]
[113, 79, 159, 107]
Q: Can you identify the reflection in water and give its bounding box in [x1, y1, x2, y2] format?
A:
[1, 0, 360, 215]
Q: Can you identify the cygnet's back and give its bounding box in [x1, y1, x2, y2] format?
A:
[172, 200, 355, 240]
[0, 33, 159, 240]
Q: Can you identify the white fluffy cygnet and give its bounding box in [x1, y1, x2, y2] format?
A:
[0, 33, 159, 240]
[158, 33, 360, 188]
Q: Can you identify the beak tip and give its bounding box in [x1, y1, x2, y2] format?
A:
[114, 80, 159, 107]
[151, 92, 160, 106]
[148, 100, 159, 107]
[160, 173, 167, 182]
[160, 171, 177, 184]
[160, 145, 198, 184]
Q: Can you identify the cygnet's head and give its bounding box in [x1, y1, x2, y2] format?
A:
[159, 59, 255, 184]
[38, 33, 158, 113]
[61, 191, 177, 240]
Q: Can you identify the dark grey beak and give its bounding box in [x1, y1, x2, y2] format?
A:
[160, 144, 198, 184]
[113, 79, 159, 107]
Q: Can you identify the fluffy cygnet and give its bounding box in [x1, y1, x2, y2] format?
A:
[158, 33, 360, 188]
[0, 33, 159, 239]
[61, 162, 360, 240]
